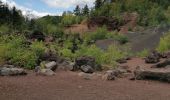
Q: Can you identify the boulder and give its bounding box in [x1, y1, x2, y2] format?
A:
[30, 31, 45, 41]
[134, 66, 170, 82]
[39, 50, 58, 62]
[161, 51, 170, 58]
[45, 61, 57, 71]
[145, 51, 160, 63]
[80, 65, 94, 73]
[0, 67, 27, 76]
[1, 65, 15, 68]
[152, 59, 170, 68]
[57, 60, 77, 71]
[78, 72, 94, 80]
[37, 69, 55, 76]
[75, 56, 95, 68]
[102, 70, 116, 80]
[102, 68, 129, 80]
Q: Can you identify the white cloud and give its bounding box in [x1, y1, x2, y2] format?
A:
[1, 0, 60, 18]
[1, 0, 95, 18]
[42, 0, 95, 9]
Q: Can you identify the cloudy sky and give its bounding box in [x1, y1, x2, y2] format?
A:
[1, 0, 95, 17]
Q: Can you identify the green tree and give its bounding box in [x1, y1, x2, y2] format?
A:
[74, 5, 81, 16]
[82, 4, 89, 16]
[95, 0, 103, 9]
[12, 7, 24, 30]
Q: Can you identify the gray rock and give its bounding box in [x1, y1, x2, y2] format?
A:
[102, 68, 129, 80]
[45, 61, 57, 71]
[102, 70, 116, 80]
[2, 65, 14, 68]
[58, 61, 77, 71]
[67, 62, 76, 71]
[78, 72, 94, 80]
[0, 67, 27, 76]
[161, 51, 170, 58]
[37, 69, 55, 76]
[80, 65, 94, 73]
[35, 66, 41, 73]
[145, 51, 160, 63]
[75, 56, 95, 68]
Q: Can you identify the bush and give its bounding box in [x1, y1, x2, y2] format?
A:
[0, 25, 10, 33]
[30, 41, 47, 57]
[84, 27, 128, 44]
[0, 35, 47, 69]
[60, 48, 76, 61]
[76, 45, 104, 65]
[157, 31, 170, 52]
[136, 49, 149, 57]
[61, 14, 85, 26]
[165, 6, 170, 23]
[111, 32, 129, 44]
[59, 42, 129, 69]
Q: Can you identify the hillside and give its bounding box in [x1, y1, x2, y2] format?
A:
[1, 0, 170, 100]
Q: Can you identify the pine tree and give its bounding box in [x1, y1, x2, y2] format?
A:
[12, 7, 23, 30]
[95, 0, 102, 9]
[82, 4, 89, 16]
[74, 5, 81, 16]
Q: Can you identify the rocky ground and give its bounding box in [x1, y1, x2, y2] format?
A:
[0, 57, 170, 100]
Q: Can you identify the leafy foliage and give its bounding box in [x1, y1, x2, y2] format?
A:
[83, 26, 128, 44]
[137, 49, 149, 57]
[157, 31, 170, 52]
[0, 35, 47, 69]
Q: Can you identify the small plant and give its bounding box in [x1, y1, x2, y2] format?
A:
[30, 41, 47, 57]
[0, 35, 47, 69]
[157, 31, 170, 52]
[137, 49, 149, 58]
[0, 25, 10, 33]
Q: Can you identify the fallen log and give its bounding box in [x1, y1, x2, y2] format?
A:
[134, 66, 170, 82]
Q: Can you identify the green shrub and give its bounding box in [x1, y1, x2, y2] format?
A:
[9, 49, 38, 69]
[0, 25, 10, 33]
[84, 26, 108, 42]
[157, 31, 170, 52]
[165, 6, 170, 23]
[76, 45, 104, 65]
[0, 35, 47, 69]
[103, 45, 126, 67]
[30, 41, 46, 57]
[84, 27, 128, 44]
[137, 49, 149, 57]
[59, 48, 76, 60]
[112, 33, 129, 44]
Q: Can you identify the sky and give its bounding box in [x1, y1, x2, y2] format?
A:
[1, 0, 95, 17]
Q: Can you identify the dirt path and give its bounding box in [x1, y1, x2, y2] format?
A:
[0, 58, 170, 100]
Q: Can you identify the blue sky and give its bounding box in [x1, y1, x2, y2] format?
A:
[2, 0, 95, 17]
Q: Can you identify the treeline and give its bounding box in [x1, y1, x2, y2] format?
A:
[0, 0, 28, 32]
[90, 0, 170, 26]
[0, 0, 170, 34]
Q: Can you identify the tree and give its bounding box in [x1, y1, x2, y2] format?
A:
[95, 0, 102, 9]
[74, 5, 81, 16]
[82, 4, 89, 16]
[12, 7, 24, 30]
